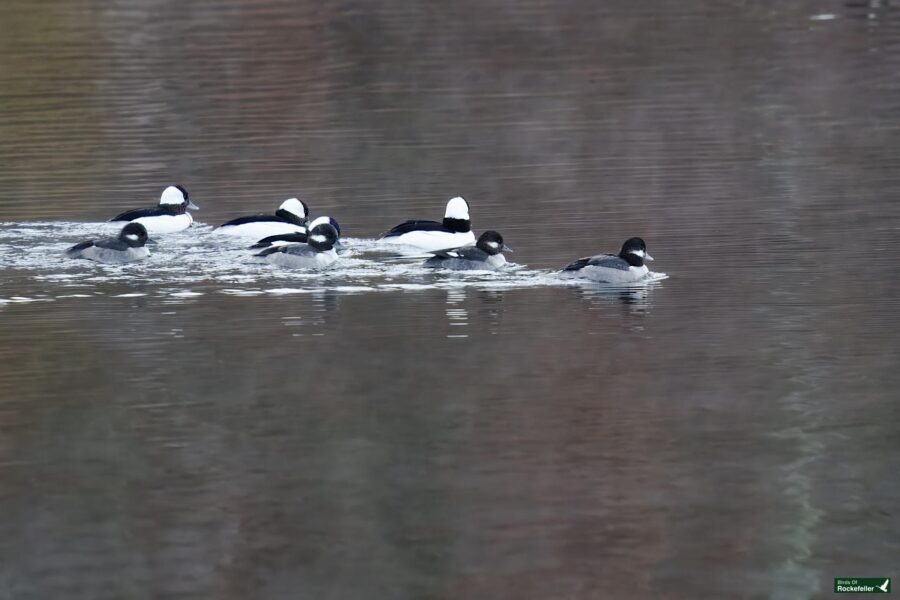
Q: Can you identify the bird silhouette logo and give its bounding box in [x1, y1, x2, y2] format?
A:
[877, 578, 890, 593]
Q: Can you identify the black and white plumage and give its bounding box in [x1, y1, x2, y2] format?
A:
[65, 223, 155, 263]
[423, 230, 511, 271]
[380, 196, 476, 251]
[109, 185, 198, 234]
[561, 237, 654, 283]
[249, 216, 342, 249]
[254, 221, 339, 269]
[216, 198, 309, 238]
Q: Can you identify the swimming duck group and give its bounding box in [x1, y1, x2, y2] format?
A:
[66, 184, 657, 283]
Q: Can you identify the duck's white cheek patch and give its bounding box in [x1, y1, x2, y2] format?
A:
[125, 234, 139, 241]
[280, 198, 307, 218]
[630, 249, 645, 257]
[310, 235, 327, 243]
[159, 186, 186, 205]
[445, 196, 470, 220]
[486, 241, 499, 249]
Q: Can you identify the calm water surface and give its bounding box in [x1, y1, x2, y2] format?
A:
[1, 1, 899, 598]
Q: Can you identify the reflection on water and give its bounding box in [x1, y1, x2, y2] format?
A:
[577, 282, 656, 316]
[2, 0, 900, 598]
[445, 289, 469, 338]
[476, 290, 505, 335]
[843, 0, 900, 21]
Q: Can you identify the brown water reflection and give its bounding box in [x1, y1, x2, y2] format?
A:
[1, 1, 900, 599]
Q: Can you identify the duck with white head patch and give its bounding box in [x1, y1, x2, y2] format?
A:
[109, 185, 198, 234]
[561, 237, 655, 283]
[423, 230, 511, 271]
[248, 216, 342, 249]
[380, 196, 476, 252]
[254, 221, 339, 269]
[216, 198, 309, 238]
[65, 222, 156, 263]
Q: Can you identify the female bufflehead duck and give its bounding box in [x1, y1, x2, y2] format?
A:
[380, 196, 476, 251]
[248, 216, 341, 249]
[254, 221, 339, 269]
[65, 223, 155, 263]
[109, 185, 198, 234]
[423, 230, 511, 271]
[561, 237, 654, 283]
[216, 198, 309, 238]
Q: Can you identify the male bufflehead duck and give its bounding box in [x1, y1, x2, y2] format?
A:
[109, 185, 198, 234]
[216, 198, 309, 238]
[380, 196, 476, 251]
[248, 216, 341, 249]
[423, 230, 511, 271]
[65, 222, 155, 263]
[561, 237, 654, 283]
[254, 221, 339, 269]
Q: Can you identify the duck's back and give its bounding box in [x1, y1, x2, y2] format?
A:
[249, 232, 309, 249]
[110, 206, 172, 222]
[217, 215, 305, 238]
[66, 238, 149, 263]
[257, 244, 336, 269]
[382, 221, 475, 251]
[382, 220, 445, 237]
[110, 206, 191, 233]
[562, 254, 646, 283]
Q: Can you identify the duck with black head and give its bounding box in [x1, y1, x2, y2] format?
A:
[216, 198, 309, 238]
[560, 237, 655, 283]
[66, 222, 156, 263]
[423, 230, 512, 271]
[380, 196, 476, 251]
[109, 185, 198, 234]
[254, 221, 339, 270]
[249, 216, 342, 250]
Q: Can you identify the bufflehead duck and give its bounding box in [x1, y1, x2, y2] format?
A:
[254, 221, 339, 269]
[248, 216, 341, 249]
[380, 196, 476, 251]
[65, 222, 155, 263]
[109, 185, 198, 234]
[561, 237, 654, 283]
[216, 198, 309, 238]
[423, 230, 511, 271]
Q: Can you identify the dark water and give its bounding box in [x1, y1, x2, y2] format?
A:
[1, 1, 899, 598]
